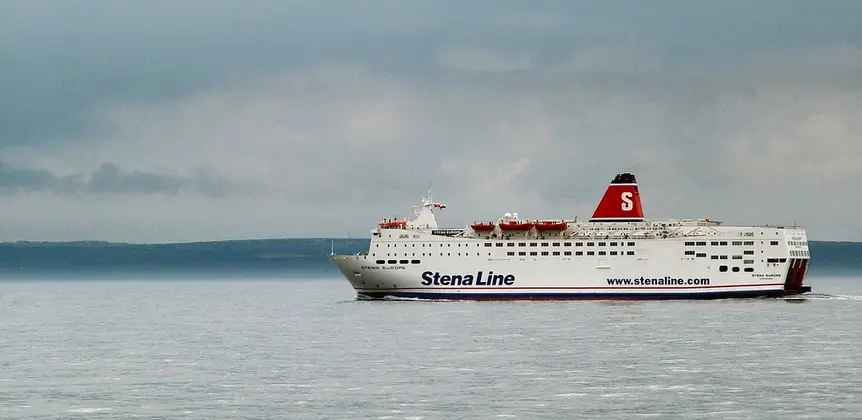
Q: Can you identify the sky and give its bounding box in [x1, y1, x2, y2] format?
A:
[2, 0, 861, 243]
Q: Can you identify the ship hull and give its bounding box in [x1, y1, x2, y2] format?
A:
[329, 249, 810, 301]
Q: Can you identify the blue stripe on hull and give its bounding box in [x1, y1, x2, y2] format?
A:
[357, 289, 791, 300]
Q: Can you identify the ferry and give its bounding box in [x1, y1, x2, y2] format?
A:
[329, 173, 812, 300]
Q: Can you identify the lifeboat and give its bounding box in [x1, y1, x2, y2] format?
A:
[534, 220, 568, 231]
[471, 222, 496, 232]
[378, 220, 407, 229]
[498, 221, 534, 231]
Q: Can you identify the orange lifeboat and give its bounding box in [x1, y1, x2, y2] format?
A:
[471, 222, 496, 232]
[378, 220, 407, 229]
[534, 220, 568, 231]
[498, 220, 534, 231]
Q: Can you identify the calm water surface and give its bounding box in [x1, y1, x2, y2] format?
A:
[1, 276, 861, 419]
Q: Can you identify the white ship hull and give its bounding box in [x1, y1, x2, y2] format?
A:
[330, 173, 812, 301]
[329, 230, 811, 300]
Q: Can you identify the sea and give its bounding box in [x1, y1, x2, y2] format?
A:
[1, 239, 860, 419]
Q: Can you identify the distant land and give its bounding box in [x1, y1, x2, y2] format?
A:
[0, 239, 859, 280]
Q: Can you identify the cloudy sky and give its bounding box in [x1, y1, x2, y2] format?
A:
[2, 1, 861, 242]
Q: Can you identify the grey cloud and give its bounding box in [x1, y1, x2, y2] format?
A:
[0, 162, 239, 198]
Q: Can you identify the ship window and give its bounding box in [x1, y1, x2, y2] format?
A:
[518, 251, 526, 256]
[518, 242, 526, 247]
[719, 265, 728, 272]
[767, 258, 779, 263]
[685, 241, 695, 246]
[744, 267, 754, 272]
[626, 251, 634, 256]
[733, 255, 742, 260]
[720, 255, 727, 259]
[376, 260, 385, 264]
[484, 243, 491, 247]
[685, 250, 695, 256]
[720, 241, 727, 245]
[387, 260, 397, 264]
[411, 260, 420, 264]
[564, 251, 572, 256]
[541, 242, 549, 247]
[553, 251, 560, 256]
[770, 241, 779, 246]
[743, 250, 754, 255]
[507, 243, 515, 247]
[552, 242, 560, 246]
[696, 253, 706, 258]
[563, 242, 571, 246]
[587, 242, 595, 247]
[598, 251, 606, 256]
[732, 267, 740, 272]
[576, 242, 583, 247]
[530, 242, 537, 247]
[744, 260, 754, 264]
[610, 251, 618, 256]
[779, 258, 787, 263]
[711, 241, 719, 246]
[696, 241, 707, 246]
[610, 242, 618, 246]
[598, 242, 606, 246]
[732, 241, 742, 246]
[496, 243, 503, 247]
[628, 242, 635, 246]
[711, 255, 719, 260]
[576, 251, 583, 256]
[530, 251, 537, 256]
[743, 241, 754, 246]
[507, 252, 515, 256]
[541, 251, 549, 256]
[587, 251, 595, 256]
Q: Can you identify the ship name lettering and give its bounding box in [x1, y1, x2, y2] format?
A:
[420, 271, 515, 286]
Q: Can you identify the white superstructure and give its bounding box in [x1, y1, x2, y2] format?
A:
[329, 173, 812, 300]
